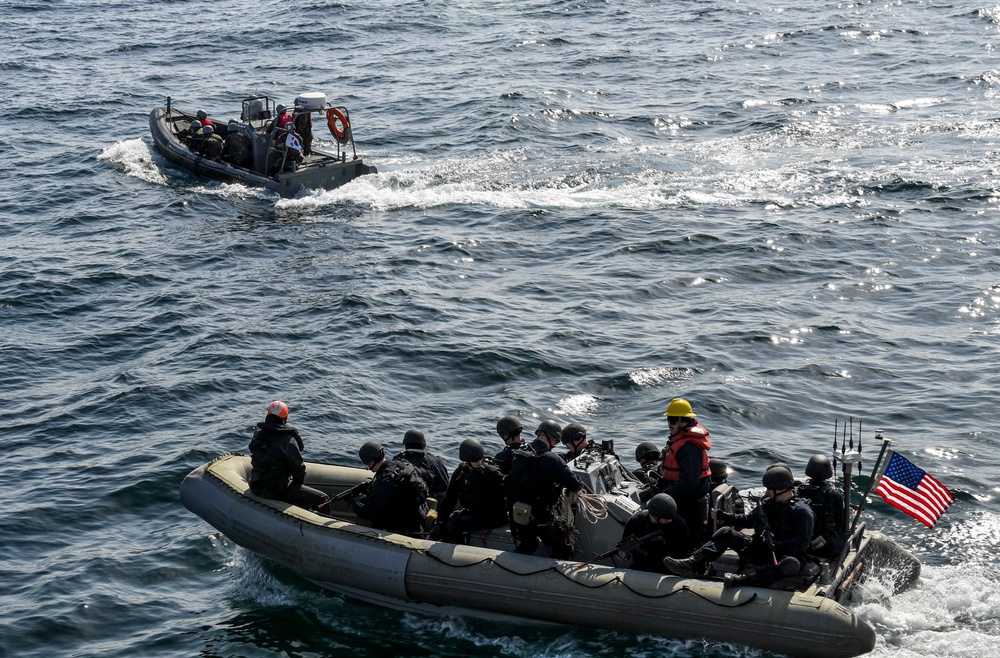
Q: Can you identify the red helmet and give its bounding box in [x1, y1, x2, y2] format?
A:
[266, 400, 289, 419]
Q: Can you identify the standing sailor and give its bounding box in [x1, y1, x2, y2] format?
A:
[654, 398, 712, 542]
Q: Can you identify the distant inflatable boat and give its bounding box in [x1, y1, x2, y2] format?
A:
[149, 92, 376, 198]
[181, 450, 920, 658]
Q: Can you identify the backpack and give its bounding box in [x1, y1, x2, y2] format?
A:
[506, 445, 543, 524]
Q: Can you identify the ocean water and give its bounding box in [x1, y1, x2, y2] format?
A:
[3, 0, 1000, 656]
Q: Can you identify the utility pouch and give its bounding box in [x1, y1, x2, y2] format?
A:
[512, 501, 533, 526]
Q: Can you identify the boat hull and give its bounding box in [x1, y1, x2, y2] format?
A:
[182, 454, 880, 658]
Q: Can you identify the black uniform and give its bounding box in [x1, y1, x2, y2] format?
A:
[248, 418, 329, 512]
[620, 510, 693, 574]
[433, 459, 508, 543]
[797, 480, 846, 559]
[352, 460, 429, 535]
[394, 448, 450, 498]
[706, 496, 815, 587]
[494, 443, 521, 475]
[506, 438, 584, 558]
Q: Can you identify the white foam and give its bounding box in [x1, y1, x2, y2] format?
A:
[97, 138, 168, 185]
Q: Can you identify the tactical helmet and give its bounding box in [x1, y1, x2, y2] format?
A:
[534, 419, 562, 441]
[664, 398, 696, 418]
[762, 465, 795, 491]
[647, 493, 678, 520]
[228, 119, 239, 130]
[709, 458, 730, 483]
[266, 400, 289, 419]
[358, 440, 384, 465]
[496, 415, 523, 438]
[403, 429, 426, 448]
[561, 422, 587, 444]
[202, 124, 214, 135]
[635, 441, 660, 463]
[190, 120, 202, 131]
[276, 104, 287, 114]
[196, 110, 208, 120]
[805, 454, 834, 481]
[459, 438, 485, 463]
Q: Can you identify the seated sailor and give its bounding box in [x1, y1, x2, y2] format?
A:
[430, 438, 508, 544]
[615, 493, 693, 574]
[351, 440, 431, 536]
[663, 464, 814, 589]
[797, 454, 846, 560]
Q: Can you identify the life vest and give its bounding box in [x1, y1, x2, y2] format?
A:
[660, 424, 711, 483]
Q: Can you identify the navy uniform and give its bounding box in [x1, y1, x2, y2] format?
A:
[619, 494, 693, 574]
[433, 439, 508, 544]
[248, 400, 329, 513]
[352, 458, 429, 535]
[393, 429, 450, 498]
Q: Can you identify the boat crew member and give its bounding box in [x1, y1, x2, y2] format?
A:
[352, 440, 431, 536]
[663, 465, 815, 588]
[274, 103, 294, 140]
[431, 438, 508, 544]
[618, 493, 693, 574]
[494, 415, 524, 475]
[653, 398, 712, 542]
[196, 109, 213, 130]
[247, 400, 330, 514]
[393, 429, 450, 498]
[180, 119, 201, 144]
[199, 124, 224, 160]
[293, 105, 313, 156]
[222, 120, 252, 168]
[797, 454, 845, 560]
[187, 120, 205, 153]
[506, 419, 584, 559]
[632, 440, 662, 485]
[560, 422, 603, 462]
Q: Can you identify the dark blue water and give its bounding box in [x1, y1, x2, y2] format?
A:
[3, 0, 1000, 656]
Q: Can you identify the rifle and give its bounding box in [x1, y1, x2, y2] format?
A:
[593, 531, 661, 561]
[757, 500, 779, 566]
[330, 479, 372, 503]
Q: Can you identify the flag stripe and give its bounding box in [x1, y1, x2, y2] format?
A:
[873, 451, 955, 528]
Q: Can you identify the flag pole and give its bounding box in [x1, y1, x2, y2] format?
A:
[849, 431, 892, 534]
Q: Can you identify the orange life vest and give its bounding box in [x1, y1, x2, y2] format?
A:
[660, 424, 711, 482]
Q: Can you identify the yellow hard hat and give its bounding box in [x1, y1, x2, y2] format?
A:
[664, 398, 696, 418]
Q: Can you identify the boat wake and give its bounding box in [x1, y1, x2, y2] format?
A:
[97, 138, 168, 186]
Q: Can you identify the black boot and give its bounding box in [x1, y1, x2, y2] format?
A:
[724, 571, 755, 588]
[663, 553, 707, 578]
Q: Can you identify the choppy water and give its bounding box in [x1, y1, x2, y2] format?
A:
[4, 0, 1000, 656]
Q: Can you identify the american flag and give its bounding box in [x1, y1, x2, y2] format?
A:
[874, 451, 955, 528]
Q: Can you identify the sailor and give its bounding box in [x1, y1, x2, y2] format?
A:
[181, 119, 202, 144]
[618, 493, 693, 574]
[196, 109, 213, 130]
[632, 440, 662, 485]
[274, 103, 294, 140]
[199, 124, 224, 160]
[506, 419, 584, 558]
[560, 422, 603, 462]
[247, 400, 330, 514]
[663, 465, 815, 589]
[187, 120, 205, 153]
[393, 429, 450, 498]
[430, 438, 508, 544]
[222, 120, 253, 168]
[494, 415, 524, 475]
[653, 398, 712, 542]
[293, 104, 313, 156]
[797, 454, 846, 560]
[351, 440, 431, 535]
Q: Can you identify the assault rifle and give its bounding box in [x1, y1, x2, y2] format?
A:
[593, 531, 661, 561]
[330, 479, 372, 503]
[757, 500, 779, 566]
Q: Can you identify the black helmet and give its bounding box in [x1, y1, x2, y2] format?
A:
[496, 415, 523, 438]
[805, 454, 834, 481]
[762, 465, 794, 491]
[635, 441, 660, 463]
[459, 438, 485, 463]
[561, 422, 587, 444]
[358, 440, 384, 465]
[709, 458, 730, 483]
[534, 419, 562, 441]
[403, 429, 426, 448]
[647, 493, 678, 520]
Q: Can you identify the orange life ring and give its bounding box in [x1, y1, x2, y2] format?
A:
[326, 107, 349, 141]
